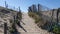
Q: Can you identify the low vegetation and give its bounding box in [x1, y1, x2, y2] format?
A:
[8, 9, 22, 33]
[53, 24, 60, 34]
[9, 19, 16, 33]
[28, 12, 60, 34]
[28, 12, 44, 26]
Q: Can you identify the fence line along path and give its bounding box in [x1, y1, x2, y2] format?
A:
[16, 12, 53, 34]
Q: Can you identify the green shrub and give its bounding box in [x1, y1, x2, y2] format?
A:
[9, 28, 15, 33]
[53, 25, 60, 34]
[9, 19, 16, 33]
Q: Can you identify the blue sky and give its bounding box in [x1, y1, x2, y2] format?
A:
[0, 0, 60, 12]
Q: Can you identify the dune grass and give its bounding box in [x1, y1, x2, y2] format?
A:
[28, 12, 44, 26]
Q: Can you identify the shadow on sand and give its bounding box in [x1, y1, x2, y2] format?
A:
[17, 21, 27, 32]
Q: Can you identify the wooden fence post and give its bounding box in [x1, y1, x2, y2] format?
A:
[4, 23, 7, 34]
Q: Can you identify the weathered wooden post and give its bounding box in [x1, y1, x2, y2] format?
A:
[4, 22, 7, 34]
[5, 1, 8, 8]
[19, 7, 21, 12]
[57, 8, 60, 23]
[37, 4, 42, 16]
[51, 9, 54, 22]
[49, 9, 55, 32]
[38, 4, 42, 12]
[57, 10, 59, 23]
